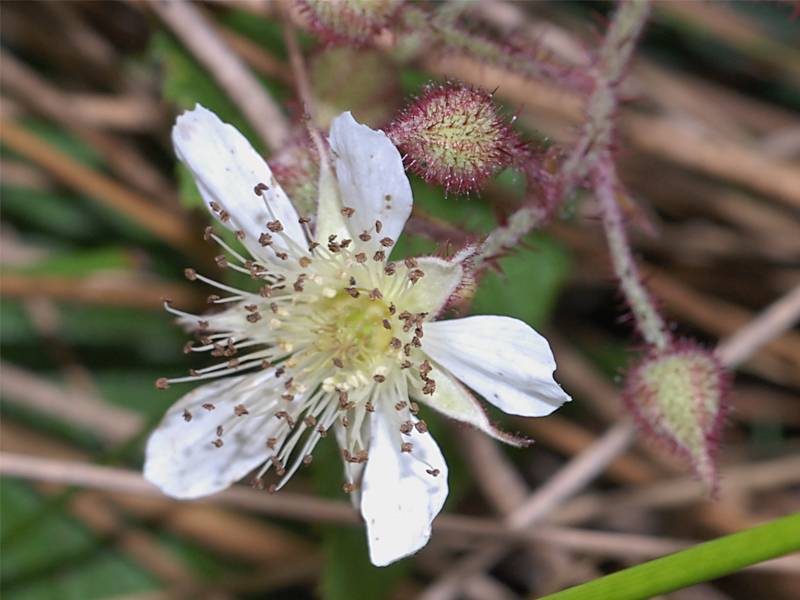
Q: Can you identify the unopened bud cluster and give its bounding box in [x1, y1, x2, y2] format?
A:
[624, 342, 728, 494]
[299, 0, 404, 46]
[387, 84, 526, 194]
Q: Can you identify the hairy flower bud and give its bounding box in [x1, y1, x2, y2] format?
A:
[624, 342, 729, 494]
[299, 0, 404, 46]
[387, 83, 526, 194]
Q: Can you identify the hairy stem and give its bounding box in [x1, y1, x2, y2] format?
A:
[595, 154, 669, 349]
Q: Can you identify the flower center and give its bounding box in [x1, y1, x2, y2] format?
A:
[315, 291, 393, 370]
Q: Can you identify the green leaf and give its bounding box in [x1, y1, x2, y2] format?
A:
[471, 233, 572, 328]
[539, 512, 800, 600]
[4, 248, 134, 277]
[0, 481, 158, 600]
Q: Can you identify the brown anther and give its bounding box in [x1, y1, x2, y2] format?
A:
[235, 230, 246, 240]
[345, 287, 360, 298]
[395, 400, 408, 410]
[426, 468, 440, 477]
[259, 285, 273, 297]
[258, 233, 273, 246]
[203, 226, 214, 241]
[379, 237, 394, 247]
[409, 269, 425, 283]
[216, 425, 224, 437]
[365, 400, 375, 412]
[400, 360, 412, 369]
[202, 403, 215, 411]
[327, 241, 340, 253]
[267, 220, 284, 232]
[403, 257, 418, 269]
[212, 438, 224, 448]
[359, 231, 371, 242]
[275, 252, 288, 260]
[339, 238, 352, 248]
[270, 456, 286, 476]
[384, 262, 396, 276]
[275, 367, 286, 378]
[219, 210, 230, 222]
[293, 281, 304, 292]
[275, 410, 295, 428]
[209, 201, 222, 212]
[333, 357, 344, 368]
[228, 359, 240, 368]
[304, 415, 317, 427]
[281, 393, 295, 402]
[184, 268, 197, 281]
[266, 437, 277, 449]
[409, 401, 420, 415]
[254, 183, 269, 196]
[308, 241, 320, 251]
[207, 294, 220, 304]
[415, 327, 424, 338]
[338, 390, 349, 408]
[390, 337, 402, 350]
[400, 442, 413, 453]
[270, 302, 279, 313]
[244, 304, 258, 312]
[267, 483, 277, 494]
[403, 344, 412, 356]
[389, 303, 396, 315]
[341, 207, 355, 217]
[419, 360, 432, 377]
[415, 420, 428, 433]
[343, 482, 355, 494]
[299, 256, 312, 267]
[317, 425, 328, 437]
[382, 319, 391, 330]
[234, 404, 249, 416]
[197, 320, 210, 330]
[355, 252, 367, 264]
[214, 255, 229, 268]
[412, 336, 422, 348]
[373, 250, 385, 262]
[369, 288, 383, 300]
[261, 359, 272, 369]
[399, 421, 413, 434]
[375, 220, 383, 233]
[155, 377, 170, 390]
[284, 377, 294, 389]
[341, 415, 350, 428]
[303, 455, 313, 465]
[299, 216, 311, 224]
[182, 410, 192, 422]
[373, 374, 386, 383]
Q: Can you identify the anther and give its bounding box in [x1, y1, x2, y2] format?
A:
[235, 230, 245, 240]
[359, 231, 371, 242]
[184, 268, 197, 281]
[155, 377, 170, 390]
[234, 404, 249, 416]
[379, 237, 394, 247]
[183, 342, 194, 354]
[409, 269, 425, 283]
[259, 233, 273, 246]
[182, 410, 192, 422]
[203, 226, 214, 241]
[355, 252, 367, 263]
[299, 256, 312, 267]
[426, 468, 440, 477]
[259, 285, 273, 297]
[304, 415, 317, 427]
[207, 294, 220, 304]
[373, 374, 386, 383]
[202, 403, 215, 411]
[375, 220, 383, 233]
[275, 251, 288, 260]
[382, 319, 391, 330]
[369, 288, 383, 300]
[400, 442, 413, 453]
[212, 439, 224, 448]
[399, 421, 413, 434]
[216, 425, 224, 437]
[341, 207, 355, 217]
[343, 482, 355, 494]
[333, 357, 344, 368]
[384, 262, 396, 275]
[266, 437, 277, 449]
[214, 255, 229, 268]
[266, 220, 284, 232]
[373, 250, 385, 262]
[345, 287, 360, 298]
[404, 257, 418, 269]
[415, 420, 428, 433]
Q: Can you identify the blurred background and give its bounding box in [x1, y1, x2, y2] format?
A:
[1, 1, 798, 599]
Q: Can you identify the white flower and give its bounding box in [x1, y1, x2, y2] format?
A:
[144, 105, 571, 566]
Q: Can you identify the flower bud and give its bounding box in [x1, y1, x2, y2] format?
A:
[624, 342, 729, 494]
[310, 48, 400, 129]
[387, 83, 525, 194]
[269, 136, 319, 219]
[299, 0, 404, 46]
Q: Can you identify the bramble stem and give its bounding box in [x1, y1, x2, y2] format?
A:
[538, 512, 800, 600]
[594, 155, 670, 349]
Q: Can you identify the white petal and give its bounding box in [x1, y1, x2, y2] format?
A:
[314, 159, 351, 244]
[422, 316, 571, 417]
[172, 105, 306, 260]
[411, 363, 529, 447]
[144, 373, 279, 499]
[329, 112, 412, 247]
[400, 256, 464, 316]
[360, 405, 448, 566]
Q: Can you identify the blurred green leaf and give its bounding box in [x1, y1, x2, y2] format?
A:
[472, 233, 571, 328]
[4, 248, 134, 277]
[0, 481, 158, 600]
[1, 186, 99, 240]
